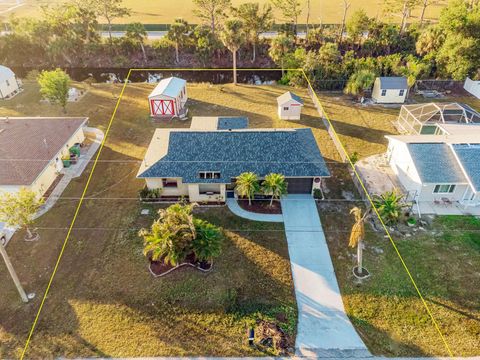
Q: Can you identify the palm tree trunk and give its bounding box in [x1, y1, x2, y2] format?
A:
[269, 195, 274, 207]
[252, 41, 256, 63]
[306, 0, 311, 38]
[357, 239, 363, 274]
[419, 0, 428, 26]
[233, 49, 237, 85]
[175, 43, 179, 63]
[248, 194, 252, 206]
[141, 43, 147, 63]
[0, 244, 29, 303]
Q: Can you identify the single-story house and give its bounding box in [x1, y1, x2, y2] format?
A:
[464, 77, 480, 99]
[372, 77, 408, 104]
[137, 116, 330, 202]
[0, 117, 88, 196]
[386, 129, 480, 208]
[148, 77, 187, 117]
[0, 65, 21, 100]
[277, 91, 304, 120]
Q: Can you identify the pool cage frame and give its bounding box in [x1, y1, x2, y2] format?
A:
[396, 102, 480, 134]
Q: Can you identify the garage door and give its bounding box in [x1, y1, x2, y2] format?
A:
[286, 178, 313, 194]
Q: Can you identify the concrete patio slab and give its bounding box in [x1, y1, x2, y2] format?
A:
[281, 195, 368, 357]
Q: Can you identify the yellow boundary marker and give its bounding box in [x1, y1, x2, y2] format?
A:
[20, 67, 453, 358]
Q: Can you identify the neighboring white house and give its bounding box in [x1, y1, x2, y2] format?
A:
[137, 116, 330, 202]
[464, 77, 480, 99]
[0, 65, 21, 100]
[148, 76, 187, 117]
[277, 91, 304, 120]
[386, 127, 480, 210]
[0, 117, 88, 197]
[372, 77, 408, 104]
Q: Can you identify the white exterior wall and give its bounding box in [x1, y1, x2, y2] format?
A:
[387, 139, 422, 195]
[464, 77, 480, 99]
[144, 178, 226, 202]
[0, 126, 85, 197]
[278, 99, 303, 120]
[188, 184, 226, 202]
[372, 79, 407, 104]
[418, 183, 470, 203]
[0, 76, 20, 99]
[145, 177, 189, 196]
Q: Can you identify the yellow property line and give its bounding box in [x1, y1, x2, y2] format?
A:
[20, 69, 133, 359]
[20, 67, 453, 358]
[300, 69, 454, 357]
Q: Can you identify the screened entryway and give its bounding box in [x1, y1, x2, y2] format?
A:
[286, 178, 313, 194]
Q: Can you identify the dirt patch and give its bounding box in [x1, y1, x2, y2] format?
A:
[237, 199, 282, 214]
[256, 320, 290, 355]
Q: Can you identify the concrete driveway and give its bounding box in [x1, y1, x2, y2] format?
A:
[281, 195, 369, 357]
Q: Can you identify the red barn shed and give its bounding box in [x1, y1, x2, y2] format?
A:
[148, 77, 187, 118]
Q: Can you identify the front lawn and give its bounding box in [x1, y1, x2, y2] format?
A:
[320, 169, 480, 356]
[0, 80, 305, 358]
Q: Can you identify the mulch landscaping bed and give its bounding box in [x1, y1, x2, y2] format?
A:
[237, 199, 282, 214]
[149, 253, 212, 277]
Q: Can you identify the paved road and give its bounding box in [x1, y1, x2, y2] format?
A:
[281, 195, 369, 357]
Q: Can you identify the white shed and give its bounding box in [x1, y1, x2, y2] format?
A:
[148, 77, 187, 117]
[464, 77, 480, 99]
[0, 65, 21, 100]
[277, 91, 304, 120]
[372, 77, 408, 104]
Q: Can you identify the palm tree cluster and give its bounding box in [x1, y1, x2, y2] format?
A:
[139, 203, 223, 266]
[235, 172, 288, 206]
[372, 190, 406, 225]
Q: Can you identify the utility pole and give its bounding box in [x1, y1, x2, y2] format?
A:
[0, 243, 29, 303]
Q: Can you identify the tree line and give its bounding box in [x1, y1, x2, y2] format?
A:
[0, 0, 478, 85]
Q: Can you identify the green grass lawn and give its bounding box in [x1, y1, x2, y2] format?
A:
[0, 0, 448, 24]
[320, 170, 480, 357]
[1, 79, 479, 357]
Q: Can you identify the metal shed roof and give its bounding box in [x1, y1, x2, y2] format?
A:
[378, 77, 408, 90]
[277, 91, 304, 105]
[148, 77, 186, 98]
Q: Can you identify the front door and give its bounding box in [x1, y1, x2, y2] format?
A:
[151, 99, 175, 115]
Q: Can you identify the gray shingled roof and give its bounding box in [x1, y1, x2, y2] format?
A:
[407, 143, 466, 184]
[452, 144, 480, 192]
[378, 77, 408, 90]
[217, 117, 248, 130]
[277, 91, 304, 105]
[0, 117, 87, 185]
[138, 128, 329, 183]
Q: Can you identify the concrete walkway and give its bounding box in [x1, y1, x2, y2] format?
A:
[280, 195, 369, 358]
[226, 198, 284, 222]
[35, 127, 104, 219]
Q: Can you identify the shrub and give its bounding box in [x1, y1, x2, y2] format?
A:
[139, 186, 162, 201]
[313, 188, 323, 199]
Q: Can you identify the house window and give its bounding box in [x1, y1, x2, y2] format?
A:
[162, 179, 177, 188]
[399, 89, 405, 96]
[381, 89, 387, 96]
[433, 184, 456, 193]
[199, 171, 221, 179]
[199, 184, 221, 195]
[283, 107, 289, 111]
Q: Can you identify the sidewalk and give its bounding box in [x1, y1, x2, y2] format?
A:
[226, 198, 284, 223]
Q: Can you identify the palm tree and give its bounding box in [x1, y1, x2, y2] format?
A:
[268, 34, 294, 76]
[139, 203, 197, 266]
[192, 218, 223, 263]
[235, 172, 260, 206]
[344, 69, 376, 99]
[125, 22, 148, 63]
[262, 173, 288, 207]
[373, 190, 406, 225]
[349, 206, 367, 276]
[232, 2, 274, 62]
[166, 18, 191, 63]
[220, 19, 246, 85]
